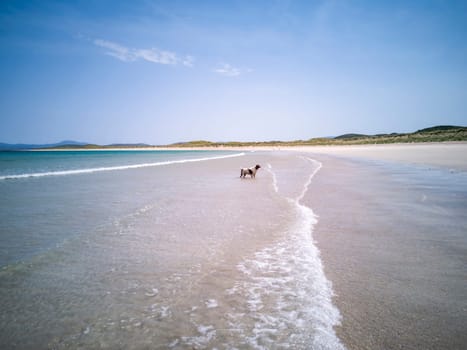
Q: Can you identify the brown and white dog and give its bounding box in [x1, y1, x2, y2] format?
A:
[240, 164, 261, 178]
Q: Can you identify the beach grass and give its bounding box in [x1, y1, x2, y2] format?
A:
[167, 125, 467, 148]
[34, 125, 467, 150]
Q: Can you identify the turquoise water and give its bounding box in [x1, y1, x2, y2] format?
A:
[0, 150, 244, 265]
[0, 150, 241, 179]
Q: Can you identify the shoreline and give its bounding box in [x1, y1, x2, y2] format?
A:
[21, 140, 467, 151]
[297, 147, 467, 349]
[26, 142, 467, 172]
[1, 145, 465, 348]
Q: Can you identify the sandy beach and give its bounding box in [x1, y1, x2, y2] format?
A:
[294, 143, 467, 349]
[1, 143, 466, 349]
[289, 142, 467, 171]
[152, 142, 467, 349]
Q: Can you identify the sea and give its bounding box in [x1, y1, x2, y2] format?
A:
[0, 150, 345, 350]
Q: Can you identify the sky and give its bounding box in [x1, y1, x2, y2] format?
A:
[0, 0, 466, 145]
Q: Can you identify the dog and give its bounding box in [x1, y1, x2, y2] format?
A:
[240, 164, 261, 178]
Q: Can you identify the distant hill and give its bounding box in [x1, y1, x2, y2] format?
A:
[168, 125, 467, 147]
[334, 133, 370, 140]
[2, 125, 466, 150]
[415, 125, 462, 133]
[0, 140, 88, 150]
[331, 125, 467, 144]
[168, 140, 216, 147]
[0, 141, 155, 150]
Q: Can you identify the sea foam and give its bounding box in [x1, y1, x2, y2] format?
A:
[0, 152, 245, 180]
[226, 157, 345, 349]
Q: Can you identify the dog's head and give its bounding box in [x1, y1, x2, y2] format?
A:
[255, 164, 261, 169]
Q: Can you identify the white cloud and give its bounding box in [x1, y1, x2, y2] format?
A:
[93, 40, 251, 77]
[94, 39, 135, 62]
[134, 48, 179, 65]
[213, 63, 242, 77]
[94, 39, 193, 67]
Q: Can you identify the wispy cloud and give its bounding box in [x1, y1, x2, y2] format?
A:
[94, 39, 133, 62]
[213, 63, 245, 77]
[182, 55, 194, 67]
[94, 39, 193, 67]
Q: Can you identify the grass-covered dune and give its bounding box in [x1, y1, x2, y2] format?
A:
[21, 125, 466, 150]
[168, 125, 467, 148]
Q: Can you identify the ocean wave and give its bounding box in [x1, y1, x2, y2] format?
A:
[0, 152, 245, 180]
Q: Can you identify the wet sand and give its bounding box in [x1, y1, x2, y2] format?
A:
[298, 144, 467, 349]
[3, 144, 465, 349]
[110, 142, 467, 349]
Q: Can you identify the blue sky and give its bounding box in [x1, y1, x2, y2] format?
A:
[1, 0, 466, 144]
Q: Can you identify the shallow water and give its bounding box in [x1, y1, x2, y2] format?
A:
[0, 151, 344, 349]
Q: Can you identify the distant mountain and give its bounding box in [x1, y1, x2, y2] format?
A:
[334, 133, 370, 140]
[55, 140, 88, 146]
[0, 140, 88, 150]
[0, 141, 157, 150]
